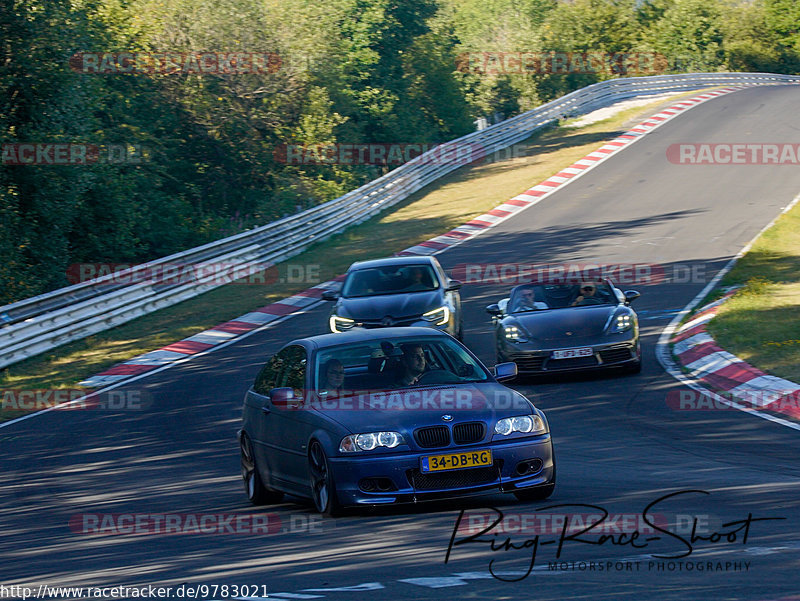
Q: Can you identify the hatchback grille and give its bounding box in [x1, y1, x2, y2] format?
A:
[414, 425, 450, 448]
[407, 461, 501, 491]
[599, 347, 634, 364]
[360, 316, 418, 328]
[453, 422, 485, 444]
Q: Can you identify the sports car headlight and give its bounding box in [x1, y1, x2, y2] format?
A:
[503, 325, 528, 342]
[422, 306, 450, 325]
[609, 314, 633, 333]
[330, 314, 355, 333]
[339, 431, 405, 452]
[494, 415, 545, 436]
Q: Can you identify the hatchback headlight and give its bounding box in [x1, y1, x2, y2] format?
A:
[330, 315, 355, 333]
[339, 431, 405, 452]
[494, 414, 546, 436]
[422, 306, 450, 325]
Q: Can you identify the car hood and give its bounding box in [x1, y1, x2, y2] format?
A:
[311, 383, 535, 433]
[511, 305, 617, 341]
[337, 290, 442, 320]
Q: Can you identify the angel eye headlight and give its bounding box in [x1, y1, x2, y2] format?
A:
[495, 415, 545, 436]
[339, 431, 405, 452]
[355, 433, 378, 450]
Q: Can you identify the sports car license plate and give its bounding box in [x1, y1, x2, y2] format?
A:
[552, 347, 593, 359]
[420, 449, 492, 473]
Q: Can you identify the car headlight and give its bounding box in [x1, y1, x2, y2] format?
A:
[503, 325, 528, 342]
[330, 314, 355, 333]
[494, 414, 546, 436]
[339, 431, 405, 452]
[422, 306, 450, 325]
[609, 313, 633, 333]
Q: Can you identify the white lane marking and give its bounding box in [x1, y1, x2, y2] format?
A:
[656, 189, 800, 432]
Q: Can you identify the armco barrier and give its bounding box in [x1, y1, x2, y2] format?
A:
[1, 73, 799, 369]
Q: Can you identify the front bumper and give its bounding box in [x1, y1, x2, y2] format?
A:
[500, 340, 639, 374]
[328, 435, 554, 507]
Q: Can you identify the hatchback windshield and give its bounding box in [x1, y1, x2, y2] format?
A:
[341, 264, 439, 298]
[314, 336, 489, 394]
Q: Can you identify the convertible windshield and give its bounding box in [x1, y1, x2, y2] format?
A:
[314, 336, 490, 394]
[508, 283, 617, 312]
[341, 264, 439, 298]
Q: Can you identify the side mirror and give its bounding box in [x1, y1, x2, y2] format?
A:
[493, 362, 518, 382]
[446, 279, 462, 291]
[486, 303, 502, 317]
[269, 387, 300, 409]
[623, 290, 641, 304]
[321, 289, 339, 301]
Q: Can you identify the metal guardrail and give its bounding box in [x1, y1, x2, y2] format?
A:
[2, 72, 798, 369]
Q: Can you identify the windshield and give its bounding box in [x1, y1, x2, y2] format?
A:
[341, 264, 439, 298]
[314, 336, 490, 395]
[509, 282, 617, 312]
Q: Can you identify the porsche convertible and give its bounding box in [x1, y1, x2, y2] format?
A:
[239, 327, 555, 515]
[486, 281, 641, 376]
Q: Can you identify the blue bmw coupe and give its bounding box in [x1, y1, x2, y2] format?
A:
[239, 327, 555, 515]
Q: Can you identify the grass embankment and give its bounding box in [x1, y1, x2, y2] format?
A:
[706, 203, 800, 383]
[0, 90, 710, 415]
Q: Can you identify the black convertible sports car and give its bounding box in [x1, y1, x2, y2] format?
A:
[322, 255, 463, 339]
[486, 280, 641, 375]
[239, 327, 555, 515]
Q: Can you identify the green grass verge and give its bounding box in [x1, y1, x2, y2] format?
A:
[0, 89, 715, 421]
[707, 201, 800, 383]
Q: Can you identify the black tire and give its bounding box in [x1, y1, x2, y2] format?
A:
[240, 433, 284, 505]
[308, 440, 342, 517]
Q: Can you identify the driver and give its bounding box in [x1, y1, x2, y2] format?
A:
[394, 343, 426, 386]
[572, 283, 601, 306]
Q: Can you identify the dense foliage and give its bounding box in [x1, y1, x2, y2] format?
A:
[1, 0, 798, 304]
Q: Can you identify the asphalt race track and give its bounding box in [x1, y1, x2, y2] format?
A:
[3, 85, 800, 601]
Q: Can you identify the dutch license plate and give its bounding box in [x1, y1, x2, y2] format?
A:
[420, 449, 493, 473]
[552, 347, 593, 359]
